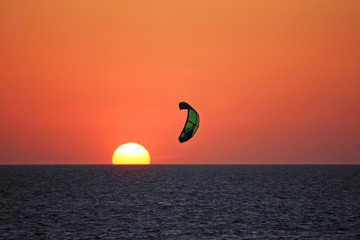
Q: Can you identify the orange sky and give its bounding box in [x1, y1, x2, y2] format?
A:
[1, 0, 359, 164]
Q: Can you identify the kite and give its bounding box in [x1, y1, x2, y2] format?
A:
[178, 102, 199, 143]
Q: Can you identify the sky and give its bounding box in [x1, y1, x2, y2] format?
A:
[0, 0, 359, 164]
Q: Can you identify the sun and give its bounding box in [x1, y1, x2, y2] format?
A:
[112, 143, 150, 165]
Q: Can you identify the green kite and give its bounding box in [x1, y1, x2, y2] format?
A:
[178, 102, 199, 143]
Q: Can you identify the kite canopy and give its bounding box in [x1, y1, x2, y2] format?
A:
[178, 102, 199, 143]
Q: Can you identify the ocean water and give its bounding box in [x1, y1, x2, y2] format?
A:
[0, 165, 359, 240]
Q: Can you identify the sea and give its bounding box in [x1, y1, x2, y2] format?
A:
[0, 165, 359, 240]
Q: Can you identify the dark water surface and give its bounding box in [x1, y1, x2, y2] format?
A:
[0, 165, 359, 239]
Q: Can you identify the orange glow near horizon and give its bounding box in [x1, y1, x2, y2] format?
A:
[112, 143, 150, 165]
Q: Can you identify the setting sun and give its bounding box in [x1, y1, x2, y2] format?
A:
[112, 143, 150, 165]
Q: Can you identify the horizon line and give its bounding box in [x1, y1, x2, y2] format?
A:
[0, 163, 359, 166]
